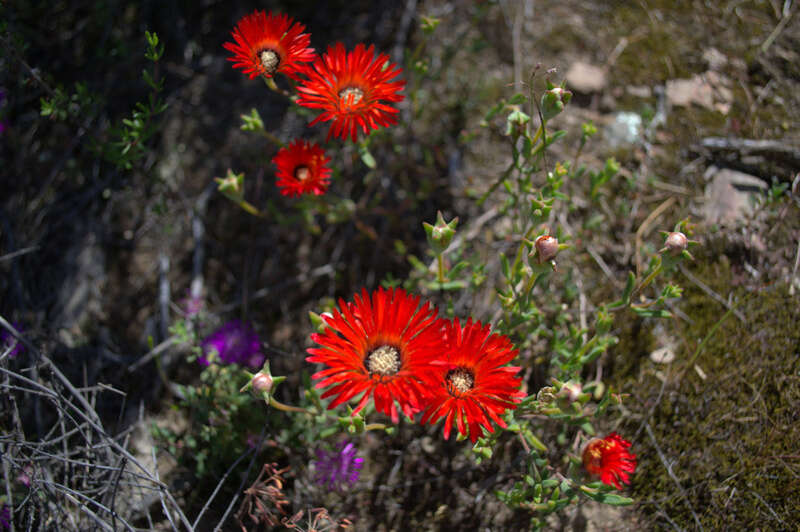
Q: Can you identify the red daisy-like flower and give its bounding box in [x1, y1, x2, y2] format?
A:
[296, 43, 405, 142]
[306, 287, 444, 423]
[272, 139, 331, 196]
[582, 433, 637, 489]
[223, 10, 315, 81]
[420, 318, 524, 443]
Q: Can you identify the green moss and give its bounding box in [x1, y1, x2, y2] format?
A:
[613, 256, 800, 528]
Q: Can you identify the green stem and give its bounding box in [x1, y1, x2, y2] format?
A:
[635, 263, 663, 295]
[522, 271, 541, 301]
[512, 226, 538, 274]
[531, 122, 543, 145]
[258, 128, 285, 149]
[262, 75, 292, 98]
[268, 396, 313, 415]
[364, 423, 388, 432]
[237, 199, 265, 218]
[437, 253, 445, 284]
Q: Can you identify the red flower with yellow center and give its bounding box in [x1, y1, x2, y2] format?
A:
[296, 43, 405, 142]
[307, 287, 443, 423]
[223, 10, 315, 80]
[272, 139, 331, 196]
[420, 318, 523, 443]
[582, 433, 637, 489]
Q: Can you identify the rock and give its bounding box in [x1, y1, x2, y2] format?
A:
[626, 85, 652, 98]
[566, 61, 607, 94]
[650, 346, 676, 364]
[703, 166, 768, 225]
[666, 72, 733, 113]
[604, 111, 642, 147]
[666, 75, 714, 109]
[702, 47, 728, 71]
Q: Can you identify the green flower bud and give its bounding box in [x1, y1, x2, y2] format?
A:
[540, 82, 572, 122]
[215, 169, 245, 202]
[423, 211, 458, 255]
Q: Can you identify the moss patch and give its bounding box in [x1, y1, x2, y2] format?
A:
[614, 257, 800, 528]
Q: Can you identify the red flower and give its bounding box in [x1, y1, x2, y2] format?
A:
[272, 139, 331, 196]
[582, 433, 637, 489]
[306, 288, 443, 423]
[223, 10, 315, 80]
[420, 318, 523, 443]
[296, 43, 405, 142]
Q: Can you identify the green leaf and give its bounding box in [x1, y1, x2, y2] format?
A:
[593, 492, 634, 506]
[508, 93, 527, 105]
[621, 271, 636, 305]
[631, 307, 672, 319]
[500, 253, 510, 280]
[359, 143, 376, 169]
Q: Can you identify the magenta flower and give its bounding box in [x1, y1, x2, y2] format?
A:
[1, 323, 24, 358]
[312, 441, 364, 491]
[199, 320, 265, 369]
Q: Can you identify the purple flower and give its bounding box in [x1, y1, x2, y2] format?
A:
[1, 323, 24, 358]
[17, 464, 33, 487]
[180, 289, 204, 318]
[0, 503, 10, 531]
[313, 441, 364, 491]
[199, 320, 264, 369]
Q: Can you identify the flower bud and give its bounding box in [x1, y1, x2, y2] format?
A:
[534, 235, 559, 263]
[559, 380, 583, 403]
[541, 82, 572, 122]
[423, 211, 458, 255]
[214, 169, 245, 202]
[251, 372, 273, 394]
[663, 231, 688, 255]
[536, 386, 557, 403]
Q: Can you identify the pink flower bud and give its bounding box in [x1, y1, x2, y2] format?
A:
[535, 235, 559, 263]
[252, 372, 273, 394]
[560, 381, 583, 403]
[664, 232, 688, 255]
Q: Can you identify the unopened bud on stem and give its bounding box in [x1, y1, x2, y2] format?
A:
[251, 372, 273, 394]
[534, 235, 560, 263]
[423, 211, 458, 255]
[663, 232, 688, 255]
[559, 380, 583, 403]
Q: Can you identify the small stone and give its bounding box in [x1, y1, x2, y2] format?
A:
[605, 112, 642, 147]
[626, 85, 652, 98]
[666, 76, 714, 109]
[703, 166, 768, 225]
[649, 347, 675, 364]
[565, 61, 608, 94]
[666, 72, 732, 113]
[702, 48, 728, 71]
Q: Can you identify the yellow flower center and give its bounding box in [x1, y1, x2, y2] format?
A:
[294, 165, 310, 181]
[338, 86, 364, 105]
[259, 49, 280, 75]
[365, 345, 401, 376]
[446, 367, 475, 395]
